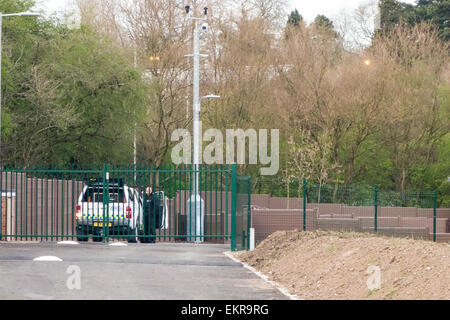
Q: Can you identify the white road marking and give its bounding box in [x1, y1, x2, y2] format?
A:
[57, 241, 79, 245]
[33, 256, 63, 262]
[24, 293, 56, 300]
[224, 251, 301, 300]
[109, 242, 128, 247]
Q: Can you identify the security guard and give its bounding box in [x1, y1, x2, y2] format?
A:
[142, 187, 156, 243]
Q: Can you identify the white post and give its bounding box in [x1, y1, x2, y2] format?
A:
[250, 228, 255, 251]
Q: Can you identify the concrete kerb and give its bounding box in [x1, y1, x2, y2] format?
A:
[223, 251, 301, 300]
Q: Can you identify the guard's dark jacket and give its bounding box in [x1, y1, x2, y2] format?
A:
[143, 192, 156, 217]
[142, 192, 157, 243]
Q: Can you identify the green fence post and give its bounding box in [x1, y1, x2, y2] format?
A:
[433, 191, 437, 242]
[102, 164, 109, 243]
[247, 176, 251, 250]
[0, 167, 2, 241]
[231, 164, 237, 252]
[303, 178, 307, 232]
[374, 185, 378, 233]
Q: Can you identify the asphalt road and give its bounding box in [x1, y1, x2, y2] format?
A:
[0, 242, 286, 300]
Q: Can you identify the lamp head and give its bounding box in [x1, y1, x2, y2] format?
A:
[2, 11, 40, 17]
[20, 12, 40, 17]
[202, 94, 221, 100]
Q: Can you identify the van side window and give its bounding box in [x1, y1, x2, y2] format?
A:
[82, 187, 125, 203]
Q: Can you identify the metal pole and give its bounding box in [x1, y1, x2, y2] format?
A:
[193, 21, 200, 197]
[374, 185, 378, 233]
[433, 191, 437, 242]
[186, 8, 215, 243]
[303, 178, 307, 232]
[133, 49, 137, 184]
[247, 176, 251, 250]
[186, 16, 205, 243]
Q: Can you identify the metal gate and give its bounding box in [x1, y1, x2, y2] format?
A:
[234, 175, 251, 251]
[0, 164, 251, 250]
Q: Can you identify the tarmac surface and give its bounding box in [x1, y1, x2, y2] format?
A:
[0, 242, 287, 300]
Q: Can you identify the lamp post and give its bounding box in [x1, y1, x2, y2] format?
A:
[0, 11, 40, 163]
[133, 49, 137, 184]
[185, 5, 220, 243]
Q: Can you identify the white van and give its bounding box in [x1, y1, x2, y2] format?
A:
[75, 178, 143, 243]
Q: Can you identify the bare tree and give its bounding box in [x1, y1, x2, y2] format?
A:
[369, 23, 449, 191]
[334, 0, 379, 52]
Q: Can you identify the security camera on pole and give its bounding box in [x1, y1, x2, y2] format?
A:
[185, 5, 219, 243]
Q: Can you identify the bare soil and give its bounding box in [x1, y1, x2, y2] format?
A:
[234, 230, 450, 300]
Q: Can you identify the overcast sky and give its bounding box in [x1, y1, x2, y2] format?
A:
[289, 0, 415, 23]
[34, 0, 417, 23]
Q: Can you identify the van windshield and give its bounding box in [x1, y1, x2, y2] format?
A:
[82, 187, 126, 203]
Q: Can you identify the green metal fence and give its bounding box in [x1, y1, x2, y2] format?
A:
[0, 164, 251, 249]
[234, 175, 251, 251]
[303, 182, 440, 242]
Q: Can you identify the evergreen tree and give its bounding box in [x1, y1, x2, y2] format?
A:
[431, 0, 450, 41]
[379, 0, 449, 41]
[287, 9, 303, 27]
[314, 15, 334, 31]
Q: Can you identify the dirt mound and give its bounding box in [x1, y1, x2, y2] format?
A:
[234, 230, 450, 300]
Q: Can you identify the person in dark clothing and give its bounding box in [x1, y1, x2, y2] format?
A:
[142, 187, 156, 243]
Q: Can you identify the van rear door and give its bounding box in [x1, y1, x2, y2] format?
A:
[80, 186, 126, 222]
[107, 187, 127, 221]
[79, 186, 104, 221]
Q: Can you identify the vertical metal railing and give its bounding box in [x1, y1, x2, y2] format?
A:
[231, 171, 252, 252]
[374, 185, 378, 233]
[303, 179, 308, 231]
[0, 164, 236, 245]
[433, 191, 437, 242]
[298, 180, 439, 243]
[230, 164, 237, 251]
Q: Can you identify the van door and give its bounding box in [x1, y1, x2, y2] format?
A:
[134, 189, 144, 231]
[80, 186, 104, 222]
[107, 187, 126, 225]
[154, 191, 168, 230]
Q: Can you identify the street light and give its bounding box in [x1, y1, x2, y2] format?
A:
[364, 59, 371, 66]
[0, 11, 40, 163]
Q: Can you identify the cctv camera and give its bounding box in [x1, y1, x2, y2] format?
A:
[202, 22, 208, 31]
